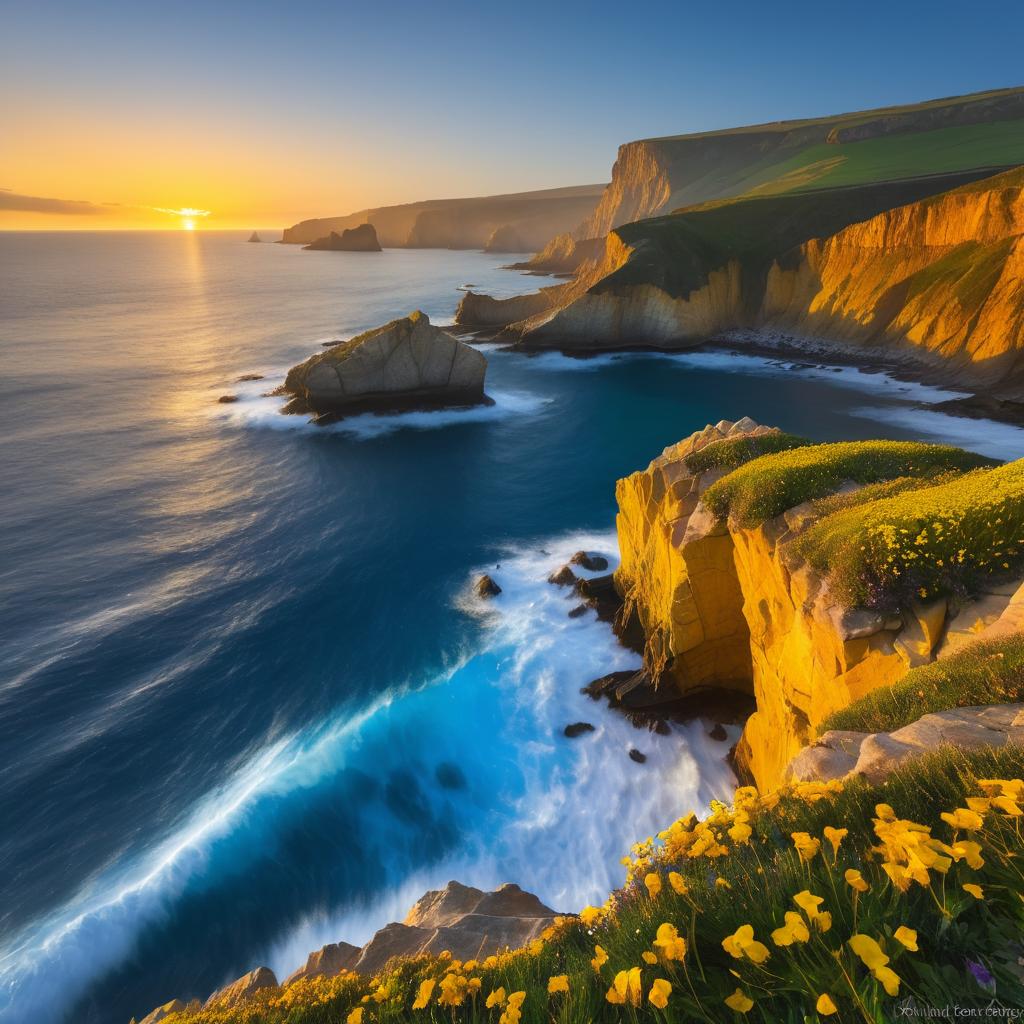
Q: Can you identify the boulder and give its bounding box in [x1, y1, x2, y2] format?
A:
[139, 999, 187, 1024]
[475, 574, 501, 598]
[564, 722, 595, 738]
[628, 748, 647, 764]
[282, 312, 488, 419]
[204, 967, 278, 1009]
[570, 551, 610, 572]
[248, 232, 262, 243]
[303, 223, 382, 251]
[284, 942, 361, 985]
[547, 565, 577, 587]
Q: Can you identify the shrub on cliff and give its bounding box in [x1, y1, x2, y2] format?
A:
[683, 431, 809, 474]
[797, 458, 1024, 609]
[158, 748, 1024, 1024]
[822, 634, 1024, 734]
[702, 440, 991, 528]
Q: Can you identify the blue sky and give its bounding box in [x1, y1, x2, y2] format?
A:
[3, 0, 1023, 225]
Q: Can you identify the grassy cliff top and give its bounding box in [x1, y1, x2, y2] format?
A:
[156, 746, 1024, 1024]
[594, 165, 1014, 303]
[796, 458, 1024, 610]
[702, 440, 991, 527]
[822, 634, 1024, 733]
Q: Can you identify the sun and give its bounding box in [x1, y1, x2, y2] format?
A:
[182, 217, 196, 231]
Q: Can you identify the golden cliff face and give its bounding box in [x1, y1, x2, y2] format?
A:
[614, 424, 1022, 791]
[762, 170, 1024, 384]
[578, 142, 675, 240]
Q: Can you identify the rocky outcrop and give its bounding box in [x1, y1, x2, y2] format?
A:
[281, 184, 605, 249]
[613, 421, 1024, 791]
[281, 312, 487, 420]
[134, 882, 557, 1022]
[454, 289, 560, 327]
[303, 223, 382, 251]
[204, 967, 279, 1009]
[247, 232, 261, 243]
[284, 942, 361, 985]
[786, 704, 1024, 784]
[506, 234, 605, 275]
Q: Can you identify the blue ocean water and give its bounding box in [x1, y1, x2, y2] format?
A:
[1, 232, 1021, 1024]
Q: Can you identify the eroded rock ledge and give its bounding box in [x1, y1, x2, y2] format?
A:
[134, 882, 557, 1022]
[612, 418, 1024, 790]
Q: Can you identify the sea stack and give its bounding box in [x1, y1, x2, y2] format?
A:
[247, 231, 262, 243]
[282, 311, 488, 422]
[303, 223, 382, 252]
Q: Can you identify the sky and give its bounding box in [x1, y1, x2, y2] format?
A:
[3, 0, 1023, 230]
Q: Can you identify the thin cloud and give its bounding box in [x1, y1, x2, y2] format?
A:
[151, 207, 211, 218]
[0, 190, 104, 215]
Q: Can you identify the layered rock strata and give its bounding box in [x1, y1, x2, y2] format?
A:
[282, 312, 487, 420]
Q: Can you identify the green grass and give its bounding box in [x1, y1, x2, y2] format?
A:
[683, 432, 809, 474]
[822, 635, 1024, 734]
[702, 440, 989, 529]
[742, 119, 1024, 196]
[796, 458, 1024, 609]
[160, 747, 1024, 1024]
[600, 166, 1007, 306]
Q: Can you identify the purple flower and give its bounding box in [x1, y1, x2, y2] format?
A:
[966, 959, 995, 988]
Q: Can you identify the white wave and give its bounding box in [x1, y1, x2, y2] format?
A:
[849, 405, 1024, 461]
[264, 529, 737, 980]
[0, 530, 736, 1022]
[212, 384, 553, 439]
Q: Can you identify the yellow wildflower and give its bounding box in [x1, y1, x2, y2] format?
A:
[485, 987, 506, 1008]
[499, 991, 525, 1024]
[412, 978, 435, 1010]
[963, 883, 984, 899]
[526, 939, 544, 956]
[771, 910, 810, 946]
[993, 794, 1022, 816]
[547, 975, 568, 995]
[874, 965, 901, 996]
[347, 1009, 363, 1024]
[605, 967, 642, 1006]
[793, 890, 825, 918]
[644, 872, 662, 898]
[728, 821, 752, 844]
[849, 934, 889, 971]
[791, 832, 821, 862]
[722, 924, 770, 964]
[816, 993, 838, 1016]
[642, 950, 658, 965]
[814, 911, 832, 933]
[649, 978, 672, 1009]
[845, 868, 869, 893]
[579, 905, 603, 927]
[823, 826, 848, 857]
[941, 808, 984, 831]
[875, 803, 896, 821]
[894, 926, 918, 951]
[716, 877, 732, 889]
[945, 839, 985, 869]
[591, 945, 608, 972]
[725, 987, 754, 1012]
[652, 921, 688, 961]
[668, 870, 688, 895]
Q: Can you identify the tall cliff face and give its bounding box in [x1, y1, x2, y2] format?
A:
[518, 167, 1024, 394]
[282, 184, 606, 249]
[575, 87, 1024, 239]
[614, 426, 1024, 791]
[761, 169, 1024, 385]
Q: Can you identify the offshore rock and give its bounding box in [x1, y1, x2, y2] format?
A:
[303, 223, 382, 251]
[282, 312, 487, 419]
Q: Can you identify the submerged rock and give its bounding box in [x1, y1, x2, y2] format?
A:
[564, 721, 595, 738]
[282, 311, 488, 420]
[547, 565, 577, 587]
[475, 574, 502, 598]
[570, 550, 609, 571]
[303, 223, 382, 252]
[236, 373, 264, 382]
[217, 394, 239, 403]
[628, 748, 647, 764]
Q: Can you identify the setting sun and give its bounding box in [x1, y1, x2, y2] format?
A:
[181, 218, 195, 231]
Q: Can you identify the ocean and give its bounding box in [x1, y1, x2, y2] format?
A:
[1, 231, 1021, 1024]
